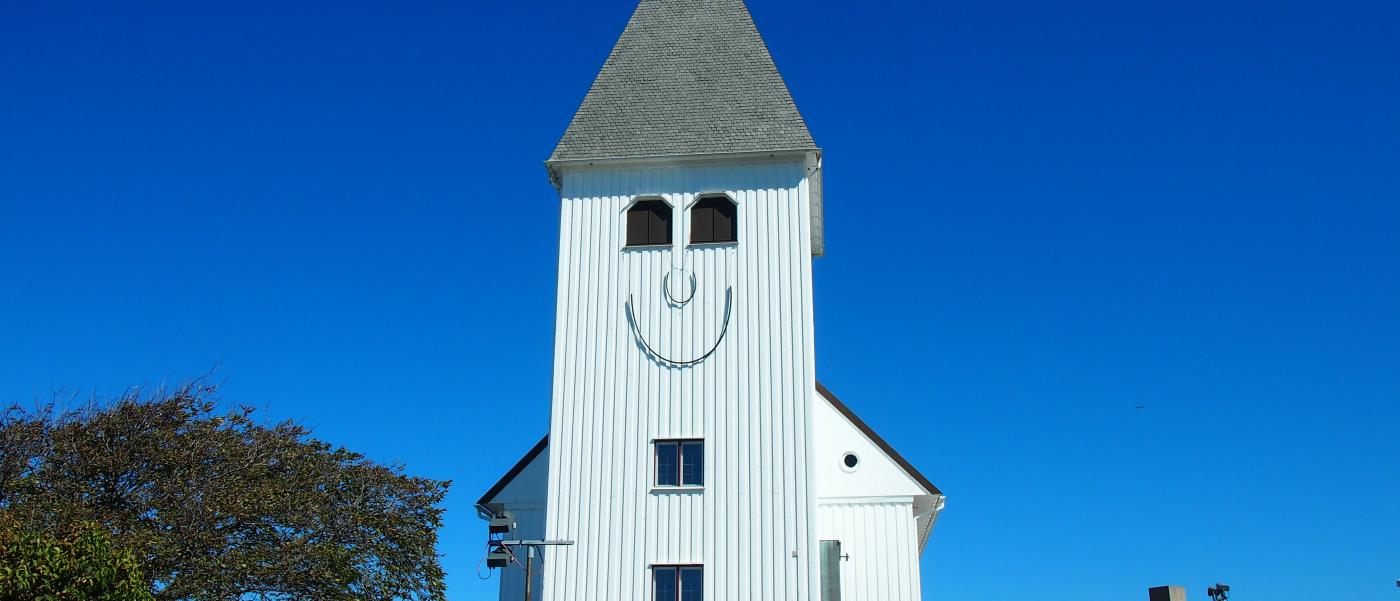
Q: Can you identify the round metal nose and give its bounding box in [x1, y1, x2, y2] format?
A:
[663, 267, 696, 306]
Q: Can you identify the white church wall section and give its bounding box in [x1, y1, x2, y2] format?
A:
[542, 157, 820, 600]
[815, 500, 923, 601]
[812, 390, 929, 601]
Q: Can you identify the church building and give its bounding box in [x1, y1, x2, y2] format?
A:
[477, 1, 945, 599]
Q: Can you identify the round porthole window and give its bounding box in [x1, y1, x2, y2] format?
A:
[841, 452, 860, 472]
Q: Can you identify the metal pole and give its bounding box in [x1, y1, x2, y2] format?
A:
[523, 547, 533, 601]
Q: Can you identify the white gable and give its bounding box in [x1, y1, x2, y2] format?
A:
[480, 437, 548, 508]
[813, 391, 930, 500]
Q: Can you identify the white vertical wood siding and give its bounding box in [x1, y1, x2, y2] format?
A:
[542, 158, 819, 600]
[816, 501, 923, 601]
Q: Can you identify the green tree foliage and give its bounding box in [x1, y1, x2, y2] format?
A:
[0, 382, 450, 601]
[0, 518, 153, 601]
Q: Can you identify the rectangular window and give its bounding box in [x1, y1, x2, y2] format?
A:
[654, 439, 702, 487]
[653, 565, 702, 601]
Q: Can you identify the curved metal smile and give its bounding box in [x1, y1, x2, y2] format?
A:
[625, 287, 733, 367]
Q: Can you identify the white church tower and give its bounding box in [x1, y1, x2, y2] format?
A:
[478, 1, 945, 600]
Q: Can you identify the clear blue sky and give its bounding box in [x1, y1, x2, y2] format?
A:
[2, 1, 1397, 599]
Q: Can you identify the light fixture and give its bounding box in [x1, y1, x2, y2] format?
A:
[489, 512, 515, 534]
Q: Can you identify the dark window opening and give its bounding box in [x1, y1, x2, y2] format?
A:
[843, 453, 859, 469]
[689, 196, 737, 244]
[654, 565, 703, 601]
[626, 199, 672, 246]
[655, 440, 703, 487]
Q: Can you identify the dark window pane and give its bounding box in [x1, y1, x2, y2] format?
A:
[681, 442, 703, 486]
[651, 206, 671, 244]
[691, 197, 736, 243]
[713, 200, 735, 242]
[690, 202, 713, 243]
[656, 442, 679, 486]
[680, 567, 703, 601]
[628, 200, 671, 246]
[654, 567, 678, 601]
[627, 205, 649, 245]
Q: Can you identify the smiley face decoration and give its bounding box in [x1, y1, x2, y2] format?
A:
[625, 263, 733, 367]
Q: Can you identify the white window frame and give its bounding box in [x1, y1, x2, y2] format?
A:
[652, 438, 704, 490]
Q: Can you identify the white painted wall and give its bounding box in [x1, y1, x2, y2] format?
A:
[541, 155, 820, 601]
[812, 395, 928, 501]
[815, 500, 923, 601]
[812, 391, 932, 600]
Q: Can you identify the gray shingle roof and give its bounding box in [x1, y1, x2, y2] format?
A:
[549, 0, 817, 162]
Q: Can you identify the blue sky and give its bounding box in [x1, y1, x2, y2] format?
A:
[2, 1, 1398, 599]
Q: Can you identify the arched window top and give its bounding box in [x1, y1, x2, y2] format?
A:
[689, 195, 737, 244]
[626, 198, 672, 247]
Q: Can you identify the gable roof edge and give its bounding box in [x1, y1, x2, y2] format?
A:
[476, 434, 549, 507]
[815, 381, 942, 496]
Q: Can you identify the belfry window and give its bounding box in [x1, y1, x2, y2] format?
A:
[689, 195, 737, 244]
[626, 199, 672, 246]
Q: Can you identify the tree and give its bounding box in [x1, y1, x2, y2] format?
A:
[0, 382, 450, 601]
[0, 517, 154, 601]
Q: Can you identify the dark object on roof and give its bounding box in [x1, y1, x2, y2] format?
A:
[1148, 586, 1188, 601]
[549, 0, 817, 162]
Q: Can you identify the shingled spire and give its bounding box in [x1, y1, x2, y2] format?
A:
[549, 0, 817, 162]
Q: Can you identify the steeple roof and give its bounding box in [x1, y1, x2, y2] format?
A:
[549, 0, 817, 162]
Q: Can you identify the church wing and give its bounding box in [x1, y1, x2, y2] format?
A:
[814, 382, 945, 552]
[476, 436, 549, 601]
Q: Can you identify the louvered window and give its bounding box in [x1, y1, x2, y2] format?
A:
[689, 196, 737, 244]
[626, 199, 672, 246]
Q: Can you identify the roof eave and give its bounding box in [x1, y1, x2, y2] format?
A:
[545, 146, 821, 190]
